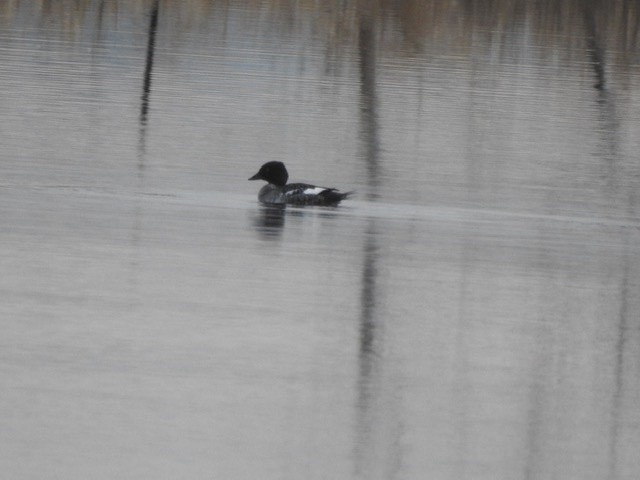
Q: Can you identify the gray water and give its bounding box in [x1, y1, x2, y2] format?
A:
[1, 1, 640, 479]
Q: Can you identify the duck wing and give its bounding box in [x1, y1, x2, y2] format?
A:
[282, 183, 351, 206]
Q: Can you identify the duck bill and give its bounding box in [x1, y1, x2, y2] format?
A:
[248, 172, 261, 181]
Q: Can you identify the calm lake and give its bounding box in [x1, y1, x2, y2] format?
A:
[1, 1, 640, 479]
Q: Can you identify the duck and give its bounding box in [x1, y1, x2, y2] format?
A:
[249, 161, 352, 206]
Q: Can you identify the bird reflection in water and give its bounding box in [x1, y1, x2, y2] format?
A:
[253, 204, 286, 239]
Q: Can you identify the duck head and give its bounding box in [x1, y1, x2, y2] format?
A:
[248, 161, 289, 186]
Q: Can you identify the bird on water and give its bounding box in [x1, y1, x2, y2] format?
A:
[249, 161, 352, 206]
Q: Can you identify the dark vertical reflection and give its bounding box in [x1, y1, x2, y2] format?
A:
[584, 12, 628, 472]
[140, 0, 160, 127]
[354, 7, 400, 479]
[583, 10, 628, 472]
[358, 9, 380, 201]
[595, 86, 627, 480]
[357, 6, 381, 354]
[358, 225, 378, 357]
[356, 7, 380, 376]
[93, 0, 106, 44]
[354, 236, 381, 478]
[129, 0, 160, 303]
[583, 1, 606, 90]
[138, 0, 160, 164]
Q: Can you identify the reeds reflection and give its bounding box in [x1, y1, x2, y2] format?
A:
[140, 0, 160, 127]
[2, 1, 639, 68]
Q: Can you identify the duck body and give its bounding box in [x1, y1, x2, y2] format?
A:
[249, 161, 352, 206]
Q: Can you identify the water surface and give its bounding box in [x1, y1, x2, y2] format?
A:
[1, 1, 640, 479]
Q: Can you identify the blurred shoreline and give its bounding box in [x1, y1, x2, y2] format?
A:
[1, 0, 638, 72]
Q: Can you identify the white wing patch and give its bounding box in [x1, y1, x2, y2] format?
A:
[285, 186, 327, 197]
[301, 187, 327, 196]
